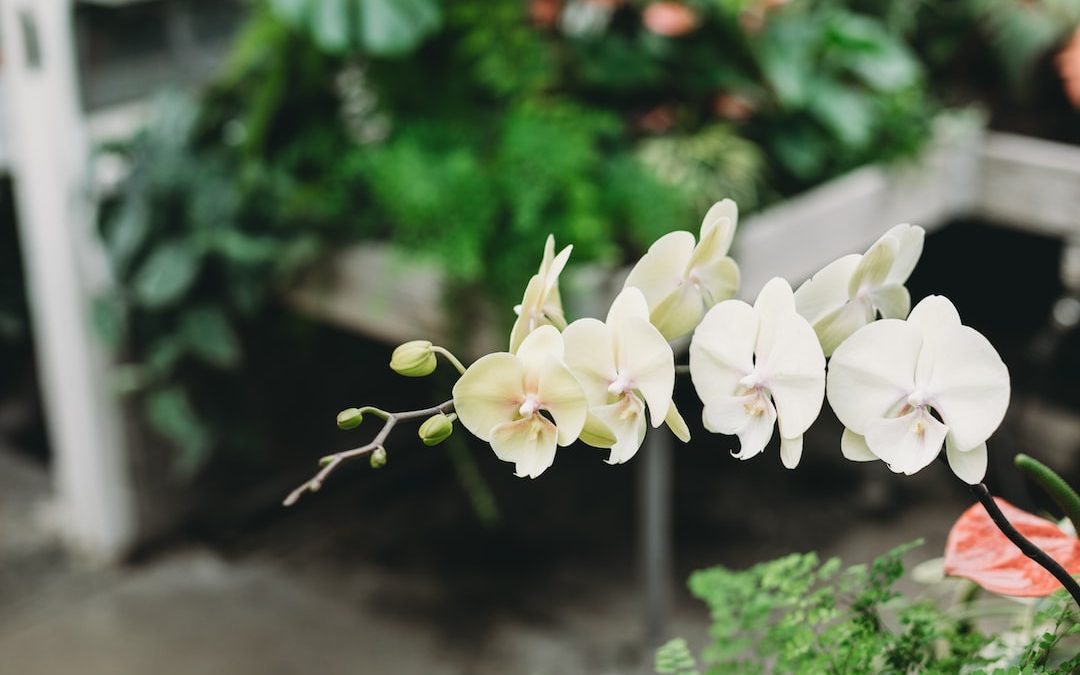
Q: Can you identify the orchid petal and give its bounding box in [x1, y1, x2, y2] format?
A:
[592, 394, 648, 464]
[690, 300, 758, 408]
[693, 256, 740, 308]
[848, 234, 898, 298]
[864, 407, 949, 475]
[761, 312, 826, 438]
[780, 434, 803, 469]
[731, 393, 777, 461]
[617, 316, 675, 427]
[826, 319, 922, 433]
[578, 412, 617, 448]
[841, 428, 878, 462]
[883, 224, 924, 285]
[543, 242, 573, 296]
[813, 298, 875, 356]
[535, 359, 588, 446]
[607, 286, 652, 326]
[650, 283, 705, 341]
[490, 415, 558, 478]
[452, 353, 525, 441]
[871, 283, 911, 320]
[921, 324, 1010, 453]
[562, 318, 618, 405]
[946, 440, 988, 485]
[665, 401, 691, 443]
[509, 274, 545, 353]
[516, 324, 564, 370]
[692, 199, 738, 266]
[907, 295, 962, 345]
[752, 278, 797, 363]
[624, 231, 695, 310]
[794, 254, 861, 324]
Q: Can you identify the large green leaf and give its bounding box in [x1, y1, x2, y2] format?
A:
[132, 240, 201, 308]
[358, 0, 441, 57]
[180, 306, 242, 369]
[806, 83, 874, 150]
[145, 387, 212, 476]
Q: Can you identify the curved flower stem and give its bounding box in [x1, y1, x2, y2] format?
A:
[283, 399, 454, 507]
[969, 482, 1080, 610]
[432, 346, 467, 375]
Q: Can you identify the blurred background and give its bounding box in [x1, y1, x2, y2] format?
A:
[1, 0, 1080, 673]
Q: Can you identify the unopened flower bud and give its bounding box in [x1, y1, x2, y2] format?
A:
[418, 413, 455, 446]
[336, 407, 364, 430]
[370, 446, 387, 468]
[390, 340, 437, 377]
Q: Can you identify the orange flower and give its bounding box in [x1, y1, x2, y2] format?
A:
[944, 497, 1080, 597]
[637, 104, 677, 133]
[713, 93, 756, 121]
[642, 2, 699, 37]
[530, 0, 563, 28]
[1057, 27, 1080, 110]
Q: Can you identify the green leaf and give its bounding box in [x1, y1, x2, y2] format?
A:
[105, 196, 150, 273]
[144, 387, 212, 476]
[309, 0, 350, 53]
[806, 83, 874, 150]
[132, 240, 200, 308]
[179, 306, 242, 369]
[358, 0, 441, 57]
[91, 296, 127, 349]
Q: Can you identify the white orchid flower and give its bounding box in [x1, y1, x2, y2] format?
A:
[562, 287, 687, 464]
[689, 278, 826, 469]
[510, 235, 573, 353]
[624, 199, 741, 341]
[453, 325, 587, 478]
[794, 223, 924, 356]
[826, 296, 1010, 484]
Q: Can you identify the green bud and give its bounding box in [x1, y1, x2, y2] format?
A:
[336, 407, 364, 430]
[370, 446, 388, 468]
[390, 340, 437, 377]
[418, 413, 454, 446]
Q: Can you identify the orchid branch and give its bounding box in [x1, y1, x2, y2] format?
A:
[283, 399, 454, 507]
[968, 481, 1080, 610]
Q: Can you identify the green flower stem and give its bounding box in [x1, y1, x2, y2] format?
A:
[968, 482, 1080, 611]
[1014, 453, 1080, 531]
[432, 346, 467, 375]
[358, 406, 391, 420]
[284, 398, 454, 506]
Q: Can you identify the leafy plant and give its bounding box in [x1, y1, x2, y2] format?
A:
[661, 542, 1080, 674]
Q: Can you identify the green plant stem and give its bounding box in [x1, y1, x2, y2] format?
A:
[969, 482, 1080, 611]
[1014, 453, 1080, 531]
[284, 399, 454, 506]
[432, 346, 467, 375]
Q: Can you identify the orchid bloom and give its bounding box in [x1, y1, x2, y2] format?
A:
[826, 296, 1010, 484]
[510, 235, 573, 353]
[453, 326, 587, 478]
[794, 223, 924, 356]
[689, 278, 825, 469]
[624, 200, 741, 341]
[562, 287, 687, 464]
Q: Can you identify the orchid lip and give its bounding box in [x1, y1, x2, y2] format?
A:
[607, 373, 632, 395]
[518, 394, 542, 417]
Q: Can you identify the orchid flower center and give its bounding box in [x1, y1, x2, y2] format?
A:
[607, 373, 633, 396]
[518, 393, 542, 417]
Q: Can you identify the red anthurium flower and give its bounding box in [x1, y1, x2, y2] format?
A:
[642, 2, 698, 37]
[944, 497, 1080, 597]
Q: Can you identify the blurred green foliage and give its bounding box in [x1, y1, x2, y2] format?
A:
[97, 0, 943, 470]
[659, 542, 1080, 674]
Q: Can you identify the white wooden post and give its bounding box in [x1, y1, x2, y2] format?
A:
[1, 0, 137, 561]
